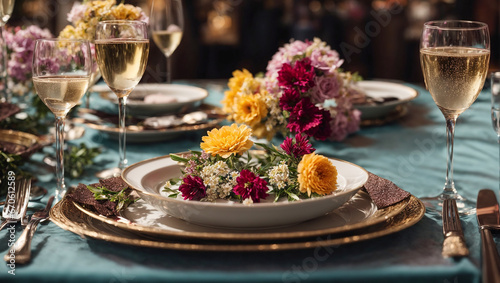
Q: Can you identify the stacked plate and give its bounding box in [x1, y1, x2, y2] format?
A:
[82, 84, 224, 142]
[50, 156, 425, 251]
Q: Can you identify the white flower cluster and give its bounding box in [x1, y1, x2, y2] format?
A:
[267, 160, 291, 189]
[200, 161, 239, 201]
[264, 94, 285, 132]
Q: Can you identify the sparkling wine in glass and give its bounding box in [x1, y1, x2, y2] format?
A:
[32, 38, 92, 198]
[420, 20, 490, 214]
[95, 20, 149, 176]
[151, 0, 183, 83]
[490, 72, 500, 190]
[0, 0, 14, 103]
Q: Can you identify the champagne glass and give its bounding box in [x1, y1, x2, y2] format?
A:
[84, 44, 101, 109]
[0, 0, 14, 103]
[151, 0, 183, 83]
[420, 20, 490, 214]
[490, 72, 500, 190]
[32, 38, 92, 199]
[95, 20, 149, 176]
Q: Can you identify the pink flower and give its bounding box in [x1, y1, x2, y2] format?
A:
[67, 2, 87, 24]
[310, 74, 341, 104]
[179, 175, 206, 201]
[233, 170, 268, 203]
[287, 99, 323, 135]
[328, 101, 361, 142]
[309, 48, 343, 74]
[281, 134, 315, 157]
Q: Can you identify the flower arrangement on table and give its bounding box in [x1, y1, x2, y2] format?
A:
[222, 38, 363, 141]
[4, 25, 53, 97]
[164, 123, 339, 205]
[59, 0, 149, 41]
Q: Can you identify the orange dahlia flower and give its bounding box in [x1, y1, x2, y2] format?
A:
[200, 124, 253, 158]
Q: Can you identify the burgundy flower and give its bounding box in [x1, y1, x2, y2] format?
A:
[277, 58, 315, 92]
[233, 170, 269, 203]
[279, 88, 301, 111]
[281, 133, 316, 157]
[287, 98, 323, 135]
[179, 175, 206, 201]
[305, 109, 332, 141]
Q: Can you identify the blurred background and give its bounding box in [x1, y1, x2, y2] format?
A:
[8, 0, 500, 84]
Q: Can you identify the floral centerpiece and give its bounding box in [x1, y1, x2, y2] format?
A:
[59, 0, 149, 41]
[222, 38, 363, 141]
[4, 26, 53, 96]
[164, 123, 339, 205]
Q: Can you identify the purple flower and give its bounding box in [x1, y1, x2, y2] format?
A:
[179, 175, 206, 201]
[328, 99, 361, 141]
[287, 99, 323, 135]
[233, 170, 268, 203]
[281, 134, 315, 157]
[310, 74, 341, 104]
[277, 58, 315, 93]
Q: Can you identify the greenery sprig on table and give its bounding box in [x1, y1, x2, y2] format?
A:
[86, 185, 136, 212]
[64, 143, 102, 178]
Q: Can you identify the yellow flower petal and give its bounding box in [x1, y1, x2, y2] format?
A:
[200, 124, 253, 158]
[297, 153, 338, 196]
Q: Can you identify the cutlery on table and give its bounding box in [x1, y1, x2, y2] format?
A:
[0, 178, 31, 231]
[4, 196, 54, 264]
[476, 189, 500, 283]
[442, 198, 469, 257]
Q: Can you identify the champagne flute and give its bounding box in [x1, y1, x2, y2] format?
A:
[32, 38, 92, 199]
[95, 20, 149, 176]
[84, 44, 101, 109]
[420, 20, 490, 214]
[0, 0, 14, 103]
[151, 0, 183, 83]
[490, 72, 500, 191]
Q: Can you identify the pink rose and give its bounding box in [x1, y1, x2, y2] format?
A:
[310, 74, 341, 104]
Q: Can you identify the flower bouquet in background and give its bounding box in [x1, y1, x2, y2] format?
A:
[4, 26, 52, 99]
[164, 123, 339, 205]
[222, 38, 363, 141]
[59, 0, 149, 41]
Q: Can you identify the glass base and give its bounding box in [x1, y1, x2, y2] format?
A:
[95, 167, 122, 179]
[421, 193, 476, 215]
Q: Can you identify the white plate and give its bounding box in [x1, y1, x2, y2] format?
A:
[93, 84, 208, 116]
[354, 80, 419, 120]
[122, 155, 369, 228]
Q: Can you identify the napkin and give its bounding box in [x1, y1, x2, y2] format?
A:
[363, 172, 411, 209]
[66, 177, 130, 217]
[0, 102, 20, 121]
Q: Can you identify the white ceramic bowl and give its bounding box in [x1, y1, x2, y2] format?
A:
[122, 155, 369, 228]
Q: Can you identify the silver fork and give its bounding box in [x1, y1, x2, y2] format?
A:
[4, 195, 54, 264]
[0, 178, 31, 231]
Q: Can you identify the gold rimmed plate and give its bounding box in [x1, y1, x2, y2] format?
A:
[50, 195, 424, 251]
[71, 190, 411, 241]
[0, 129, 43, 158]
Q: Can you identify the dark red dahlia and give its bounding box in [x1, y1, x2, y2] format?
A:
[277, 58, 315, 93]
[279, 88, 301, 111]
[287, 98, 323, 134]
[233, 170, 269, 203]
[179, 175, 206, 201]
[281, 134, 316, 157]
[304, 108, 332, 141]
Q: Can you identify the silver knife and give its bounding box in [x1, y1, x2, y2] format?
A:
[476, 189, 500, 283]
[442, 198, 469, 257]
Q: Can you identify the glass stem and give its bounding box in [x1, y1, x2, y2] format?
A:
[443, 118, 458, 199]
[0, 24, 9, 103]
[55, 116, 66, 198]
[166, 55, 172, 84]
[118, 96, 128, 169]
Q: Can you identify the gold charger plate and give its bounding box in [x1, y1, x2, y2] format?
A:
[71, 190, 411, 241]
[49, 195, 425, 251]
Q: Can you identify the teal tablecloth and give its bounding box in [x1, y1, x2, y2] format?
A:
[1, 80, 499, 283]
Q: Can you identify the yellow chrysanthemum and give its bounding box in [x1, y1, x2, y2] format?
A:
[233, 93, 268, 127]
[297, 153, 338, 196]
[221, 89, 237, 113]
[228, 69, 253, 91]
[110, 4, 142, 20]
[200, 124, 254, 158]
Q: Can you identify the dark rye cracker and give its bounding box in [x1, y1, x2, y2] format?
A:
[66, 177, 129, 217]
[363, 172, 411, 209]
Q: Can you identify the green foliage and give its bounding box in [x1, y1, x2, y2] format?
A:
[64, 143, 102, 178]
[86, 185, 136, 212]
